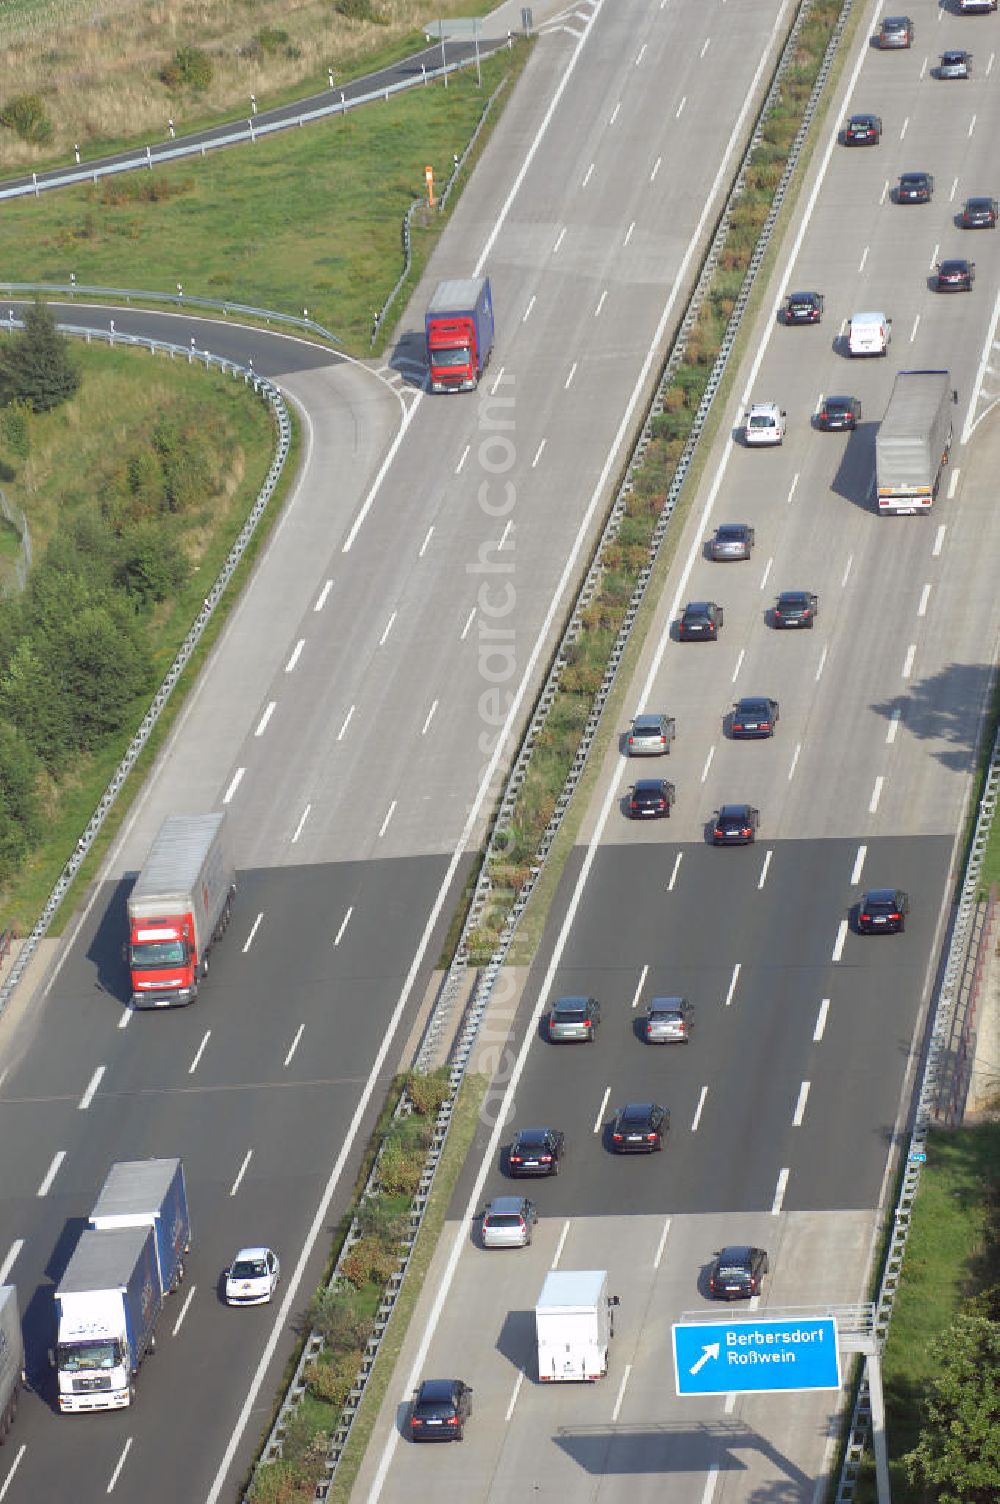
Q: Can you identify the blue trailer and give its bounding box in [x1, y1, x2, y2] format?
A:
[55, 1225, 162, 1412]
[425, 276, 495, 392]
[90, 1158, 191, 1294]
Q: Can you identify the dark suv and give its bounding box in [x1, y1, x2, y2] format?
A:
[410, 1378, 472, 1441]
[709, 1246, 769, 1300]
[508, 1127, 564, 1177]
[772, 590, 818, 628]
[610, 1102, 669, 1153]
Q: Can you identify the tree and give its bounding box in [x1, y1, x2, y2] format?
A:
[0, 299, 79, 414]
[903, 1315, 1000, 1504]
[0, 719, 39, 880]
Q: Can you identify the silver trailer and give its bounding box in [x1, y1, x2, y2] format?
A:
[0, 1286, 24, 1440]
[875, 370, 956, 515]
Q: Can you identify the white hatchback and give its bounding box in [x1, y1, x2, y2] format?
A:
[225, 1246, 280, 1306]
[743, 402, 787, 445]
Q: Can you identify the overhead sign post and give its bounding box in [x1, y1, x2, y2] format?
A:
[672, 1317, 841, 1397]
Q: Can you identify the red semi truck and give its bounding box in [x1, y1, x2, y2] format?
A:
[127, 813, 236, 1008]
[425, 276, 495, 392]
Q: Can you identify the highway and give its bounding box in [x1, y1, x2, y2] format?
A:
[0, 1, 795, 1500]
[353, 3, 1000, 1502]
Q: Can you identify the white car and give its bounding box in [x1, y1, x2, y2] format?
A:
[225, 1246, 280, 1306]
[743, 402, 786, 445]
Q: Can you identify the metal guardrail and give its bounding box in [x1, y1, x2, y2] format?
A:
[834, 718, 1000, 1502]
[0, 47, 503, 205]
[0, 319, 291, 1017]
[243, 2, 845, 1493]
[0, 282, 341, 348]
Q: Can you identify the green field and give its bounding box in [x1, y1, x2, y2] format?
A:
[0, 54, 513, 352]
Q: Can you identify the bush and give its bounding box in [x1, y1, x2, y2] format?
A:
[354, 1196, 409, 1247]
[306, 1289, 372, 1354]
[376, 1141, 424, 1197]
[0, 300, 80, 414]
[406, 1069, 449, 1117]
[0, 402, 31, 459]
[161, 47, 213, 91]
[258, 27, 290, 53]
[303, 1352, 355, 1408]
[0, 94, 52, 145]
[339, 1234, 400, 1289]
[336, 0, 386, 20]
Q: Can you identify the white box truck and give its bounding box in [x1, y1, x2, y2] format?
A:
[0, 1286, 24, 1440]
[535, 1269, 618, 1382]
[90, 1158, 191, 1295]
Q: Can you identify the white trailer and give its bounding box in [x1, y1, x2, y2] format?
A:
[535, 1269, 618, 1382]
[0, 1287, 24, 1439]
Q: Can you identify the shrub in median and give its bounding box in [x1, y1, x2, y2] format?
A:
[307, 1289, 373, 1355]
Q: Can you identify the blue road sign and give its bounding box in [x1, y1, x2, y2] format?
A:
[672, 1317, 841, 1396]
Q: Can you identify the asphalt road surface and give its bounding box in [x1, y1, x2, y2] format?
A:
[353, 4, 1000, 1502]
[0, 1, 796, 1500]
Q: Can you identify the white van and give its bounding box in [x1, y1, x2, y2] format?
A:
[848, 311, 892, 357]
[743, 401, 787, 445]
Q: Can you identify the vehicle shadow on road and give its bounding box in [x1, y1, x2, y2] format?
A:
[387, 331, 427, 389]
[554, 1419, 814, 1489]
[495, 1309, 535, 1378]
[870, 661, 992, 770]
[826, 420, 876, 508]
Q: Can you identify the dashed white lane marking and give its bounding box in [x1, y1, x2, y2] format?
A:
[869, 776, 884, 814]
[564, 361, 578, 389]
[609, 100, 621, 125]
[624, 221, 636, 247]
[832, 920, 848, 963]
[859, 245, 869, 273]
[593, 1085, 611, 1134]
[460, 607, 476, 640]
[786, 473, 799, 505]
[522, 294, 536, 322]
[814, 645, 827, 682]
[760, 556, 773, 590]
[850, 844, 867, 885]
[285, 639, 304, 672]
[172, 1286, 197, 1337]
[787, 742, 801, 781]
[505, 1371, 524, 1422]
[284, 1025, 305, 1067]
[421, 701, 438, 735]
[947, 468, 960, 500]
[455, 444, 470, 474]
[291, 804, 310, 843]
[676, 95, 686, 119]
[37, 1151, 66, 1197]
[668, 853, 683, 890]
[594, 289, 607, 317]
[418, 525, 434, 558]
[380, 612, 396, 645]
[631, 964, 649, 1009]
[230, 1150, 252, 1197]
[532, 439, 546, 468]
[691, 1086, 708, 1132]
[792, 1081, 811, 1127]
[78, 1066, 105, 1110]
[378, 801, 396, 839]
[725, 963, 741, 1008]
[255, 702, 276, 737]
[933, 524, 946, 556]
[314, 580, 333, 611]
[0, 1445, 26, 1501]
[188, 1031, 211, 1075]
[650, 155, 662, 182]
[334, 908, 353, 946]
[757, 849, 772, 889]
[551, 1220, 570, 1269]
[917, 583, 931, 617]
[223, 768, 244, 803]
[700, 1465, 720, 1504]
[887, 708, 901, 744]
[910, 313, 920, 343]
[654, 1217, 671, 1269]
[107, 1438, 132, 1494]
[814, 998, 831, 1042]
[337, 705, 355, 740]
[902, 643, 916, 679]
[0, 1241, 23, 1285]
[612, 1364, 632, 1422]
[700, 745, 715, 782]
[771, 1167, 789, 1215]
[242, 913, 263, 953]
[731, 647, 745, 683]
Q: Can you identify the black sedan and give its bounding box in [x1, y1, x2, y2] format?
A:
[960, 196, 997, 229]
[712, 804, 759, 845]
[410, 1379, 472, 1441]
[857, 889, 909, 935]
[508, 1127, 564, 1177]
[773, 590, 818, 628]
[610, 1102, 669, 1153]
[782, 290, 824, 324]
[628, 778, 675, 819]
[730, 697, 779, 739]
[816, 395, 861, 431]
[679, 601, 724, 640]
[935, 258, 974, 292]
[709, 1246, 769, 1300]
[843, 113, 881, 146]
[897, 172, 933, 204]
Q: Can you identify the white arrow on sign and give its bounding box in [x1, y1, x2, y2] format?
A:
[689, 1342, 720, 1376]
